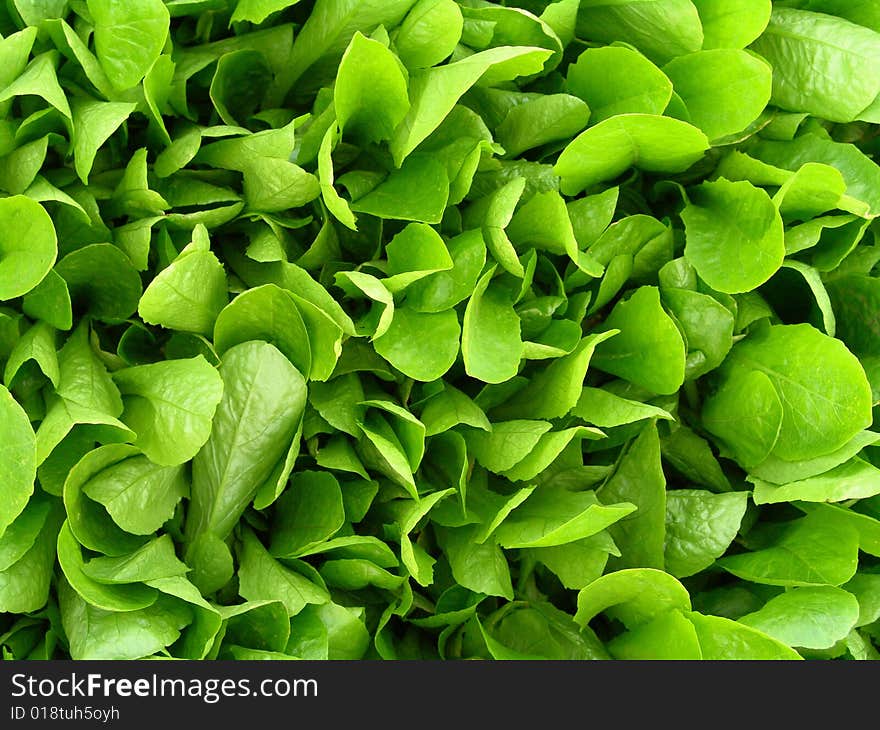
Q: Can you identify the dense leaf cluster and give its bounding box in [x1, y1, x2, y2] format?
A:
[2, 0, 880, 660]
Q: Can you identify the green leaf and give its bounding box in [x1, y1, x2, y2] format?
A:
[139, 227, 228, 336]
[591, 286, 686, 395]
[682, 179, 784, 294]
[384, 222, 454, 293]
[566, 45, 672, 123]
[691, 0, 772, 49]
[210, 50, 272, 127]
[468, 419, 551, 474]
[0, 497, 51, 572]
[665, 490, 749, 578]
[80, 451, 187, 537]
[662, 49, 772, 141]
[390, 45, 552, 165]
[350, 154, 449, 224]
[527, 533, 617, 591]
[599, 422, 667, 570]
[797, 504, 880, 559]
[608, 609, 703, 660]
[231, 0, 302, 25]
[773, 162, 847, 223]
[374, 306, 460, 382]
[21, 269, 72, 331]
[238, 529, 329, 616]
[89, 0, 169, 90]
[750, 7, 880, 123]
[56, 521, 156, 611]
[501, 426, 604, 482]
[336, 32, 409, 145]
[0, 136, 48, 195]
[395, 0, 463, 69]
[703, 324, 873, 463]
[479, 177, 526, 278]
[71, 98, 137, 184]
[187, 341, 306, 544]
[214, 284, 311, 376]
[686, 611, 802, 659]
[493, 332, 617, 420]
[462, 267, 523, 384]
[0, 196, 56, 301]
[0, 51, 70, 118]
[318, 126, 356, 229]
[279, 0, 419, 97]
[661, 425, 732, 493]
[844, 573, 880, 628]
[751, 133, 880, 217]
[495, 486, 635, 549]
[482, 603, 609, 660]
[751, 458, 880, 505]
[0, 501, 59, 614]
[749, 430, 880, 485]
[270, 471, 345, 557]
[56, 244, 143, 322]
[702, 368, 783, 467]
[0, 28, 37, 120]
[497, 94, 590, 158]
[242, 157, 320, 213]
[58, 578, 186, 660]
[718, 510, 860, 587]
[435, 526, 513, 600]
[113, 357, 224, 467]
[576, 0, 704, 64]
[555, 114, 709, 195]
[739, 586, 860, 650]
[4, 320, 59, 388]
[82, 535, 189, 585]
[571, 387, 673, 427]
[574, 568, 691, 629]
[0, 386, 36, 539]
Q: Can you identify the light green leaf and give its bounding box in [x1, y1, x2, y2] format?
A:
[0, 196, 56, 301]
[574, 568, 691, 629]
[139, 227, 228, 336]
[238, 529, 329, 616]
[113, 357, 224, 467]
[390, 45, 552, 165]
[751, 458, 880, 505]
[682, 179, 784, 294]
[662, 49, 772, 140]
[739, 586, 859, 650]
[692, 0, 772, 49]
[462, 267, 522, 384]
[591, 286, 686, 395]
[81, 453, 188, 536]
[556, 113, 709, 196]
[214, 284, 311, 376]
[599, 422, 667, 570]
[0, 386, 36, 539]
[374, 306, 460, 382]
[187, 341, 307, 544]
[89, 0, 169, 90]
[719, 510, 860, 587]
[704, 324, 872, 462]
[750, 7, 880, 123]
[395, 0, 463, 69]
[566, 46, 672, 123]
[269, 471, 345, 557]
[686, 611, 802, 659]
[71, 98, 137, 184]
[665, 490, 749, 578]
[336, 32, 409, 144]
